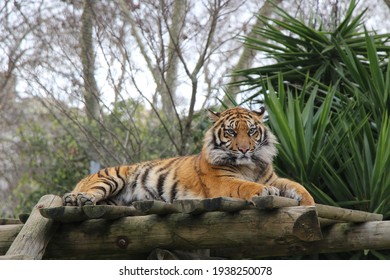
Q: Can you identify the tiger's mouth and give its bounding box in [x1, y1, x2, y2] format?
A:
[230, 150, 255, 165]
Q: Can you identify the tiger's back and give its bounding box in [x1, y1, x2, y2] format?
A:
[63, 107, 315, 206]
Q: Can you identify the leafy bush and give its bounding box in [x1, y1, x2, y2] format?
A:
[233, 0, 390, 220]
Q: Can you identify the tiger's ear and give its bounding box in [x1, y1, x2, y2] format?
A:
[207, 110, 221, 123]
[253, 107, 266, 120]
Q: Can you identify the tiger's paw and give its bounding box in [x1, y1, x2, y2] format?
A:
[63, 193, 77, 206]
[238, 184, 280, 201]
[76, 192, 97, 206]
[62, 192, 97, 206]
[260, 186, 280, 196]
[281, 187, 315, 206]
[298, 193, 315, 206]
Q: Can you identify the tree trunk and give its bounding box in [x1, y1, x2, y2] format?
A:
[161, 0, 186, 123]
[81, 0, 100, 122]
[224, 0, 283, 106]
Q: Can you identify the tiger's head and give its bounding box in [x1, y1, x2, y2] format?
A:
[203, 107, 277, 167]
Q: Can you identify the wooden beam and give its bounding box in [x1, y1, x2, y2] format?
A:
[315, 204, 383, 222]
[173, 197, 249, 214]
[202, 197, 249, 212]
[253, 196, 299, 209]
[0, 224, 23, 255]
[4, 194, 62, 259]
[133, 200, 178, 215]
[0, 219, 22, 225]
[39, 206, 87, 223]
[82, 205, 143, 219]
[42, 206, 320, 259]
[0, 254, 33, 260]
[214, 220, 390, 259]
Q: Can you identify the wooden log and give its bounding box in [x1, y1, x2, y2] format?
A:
[133, 200, 178, 215]
[0, 224, 23, 255]
[318, 217, 340, 227]
[40, 206, 87, 223]
[0, 254, 33, 260]
[214, 220, 390, 259]
[202, 197, 249, 212]
[18, 213, 29, 223]
[253, 196, 299, 209]
[250, 196, 383, 223]
[42, 206, 320, 259]
[0, 219, 22, 225]
[315, 204, 383, 222]
[82, 205, 143, 219]
[173, 197, 249, 214]
[5, 194, 63, 259]
[173, 199, 207, 214]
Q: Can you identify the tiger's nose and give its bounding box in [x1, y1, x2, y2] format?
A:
[238, 146, 249, 154]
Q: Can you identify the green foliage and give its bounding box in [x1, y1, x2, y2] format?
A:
[234, 0, 390, 92]
[7, 100, 209, 216]
[232, 0, 390, 259]
[14, 117, 89, 215]
[234, 0, 390, 220]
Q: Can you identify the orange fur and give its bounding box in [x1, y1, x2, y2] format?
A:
[63, 107, 314, 206]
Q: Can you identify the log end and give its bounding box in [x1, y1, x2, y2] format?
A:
[293, 206, 322, 241]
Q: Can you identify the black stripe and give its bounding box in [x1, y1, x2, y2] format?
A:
[140, 165, 159, 199]
[211, 166, 235, 172]
[262, 169, 274, 184]
[102, 177, 118, 194]
[141, 166, 152, 186]
[157, 173, 167, 198]
[156, 158, 180, 172]
[105, 199, 118, 205]
[90, 186, 108, 197]
[115, 166, 126, 187]
[262, 128, 268, 144]
[170, 181, 178, 202]
[132, 171, 141, 189]
[97, 178, 113, 194]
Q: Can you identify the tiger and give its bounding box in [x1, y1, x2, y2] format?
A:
[62, 107, 314, 207]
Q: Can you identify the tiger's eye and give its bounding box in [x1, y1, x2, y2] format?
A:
[248, 127, 257, 135]
[225, 128, 236, 136]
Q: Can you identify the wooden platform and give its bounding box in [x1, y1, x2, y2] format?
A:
[0, 194, 387, 260]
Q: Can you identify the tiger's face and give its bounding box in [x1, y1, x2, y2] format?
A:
[203, 107, 277, 167]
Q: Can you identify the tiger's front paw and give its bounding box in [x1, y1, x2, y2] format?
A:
[63, 193, 77, 206]
[298, 193, 315, 206]
[238, 184, 280, 201]
[281, 187, 315, 206]
[260, 186, 280, 197]
[62, 192, 97, 206]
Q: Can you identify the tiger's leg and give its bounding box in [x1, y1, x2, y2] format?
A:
[63, 166, 129, 206]
[270, 178, 315, 206]
[206, 178, 280, 201]
[62, 176, 101, 206]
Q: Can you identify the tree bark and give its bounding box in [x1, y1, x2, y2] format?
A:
[5, 195, 62, 259]
[81, 0, 100, 121]
[161, 0, 186, 123]
[214, 220, 390, 259]
[224, 0, 283, 106]
[41, 206, 320, 259]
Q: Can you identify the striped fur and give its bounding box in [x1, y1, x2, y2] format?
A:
[63, 107, 314, 206]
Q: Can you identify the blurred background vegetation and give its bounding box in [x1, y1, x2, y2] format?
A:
[0, 0, 389, 259]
